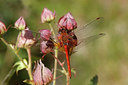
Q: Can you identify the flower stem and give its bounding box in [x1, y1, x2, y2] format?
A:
[49, 23, 58, 85]
[53, 48, 58, 85]
[15, 51, 28, 68]
[0, 37, 27, 68]
[15, 31, 22, 50]
[26, 48, 33, 81]
[49, 23, 56, 37]
[66, 73, 70, 85]
[53, 55, 70, 85]
[1, 67, 15, 85]
[0, 37, 8, 46]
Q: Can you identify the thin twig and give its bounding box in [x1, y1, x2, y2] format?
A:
[53, 75, 64, 81]
[49, 23, 58, 85]
[15, 31, 22, 50]
[26, 48, 33, 81]
[66, 73, 70, 85]
[51, 53, 66, 73]
[52, 54, 70, 85]
[1, 68, 15, 85]
[51, 52, 70, 85]
[0, 37, 27, 68]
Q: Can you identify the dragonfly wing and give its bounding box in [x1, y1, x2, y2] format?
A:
[75, 33, 105, 50]
[75, 17, 104, 40]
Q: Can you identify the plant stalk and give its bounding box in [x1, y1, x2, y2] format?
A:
[49, 23, 58, 85]
[27, 48, 33, 81]
[15, 31, 22, 50]
[66, 73, 70, 85]
[0, 37, 27, 68]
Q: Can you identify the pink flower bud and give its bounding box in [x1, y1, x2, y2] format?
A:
[39, 29, 54, 57]
[17, 27, 36, 48]
[33, 61, 43, 85]
[40, 40, 54, 56]
[33, 59, 53, 85]
[0, 21, 7, 35]
[39, 29, 52, 40]
[58, 12, 77, 30]
[15, 17, 26, 30]
[41, 8, 55, 23]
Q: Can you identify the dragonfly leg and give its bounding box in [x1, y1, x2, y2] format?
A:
[50, 53, 65, 67]
[42, 54, 46, 59]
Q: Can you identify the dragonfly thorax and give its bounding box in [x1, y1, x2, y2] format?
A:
[57, 29, 78, 55]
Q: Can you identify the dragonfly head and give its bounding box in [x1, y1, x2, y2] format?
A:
[58, 28, 72, 33]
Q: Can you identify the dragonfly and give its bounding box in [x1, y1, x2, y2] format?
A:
[39, 17, 105, 78]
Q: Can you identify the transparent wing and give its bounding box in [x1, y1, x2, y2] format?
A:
[75, 17, 104, 40]
[75, 33, 105, 50]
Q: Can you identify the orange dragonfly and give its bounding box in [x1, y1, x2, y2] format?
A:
[39, 17, 105, 78]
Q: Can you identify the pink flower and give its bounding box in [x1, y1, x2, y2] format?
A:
[39, 29, 54, 58]
[0, 21, 7, 35]
[17, 27, 36, 48]
[39, 29, 52, 40]
[40, 40, 54, 58]
[41, 8, 55, 23]
[33, 59, 53, 85]
[58, 12, 77, 30]
[15, 17, 26, 30]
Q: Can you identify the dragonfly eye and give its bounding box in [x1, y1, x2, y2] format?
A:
[59, 27, 64, 31]
[66, 30, 71, 33]
[72, 34, 77, 40]
[58, 28, 64, 33]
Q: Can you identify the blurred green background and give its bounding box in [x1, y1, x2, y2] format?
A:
[0, 0, 128, 85]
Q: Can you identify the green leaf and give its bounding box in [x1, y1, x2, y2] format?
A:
[13, 59, 28, 74]
[23, 79, 34, 84]
[88, 75, 98, 85]
[71, 68, 76, 77]
[9, 44, 15, 49]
